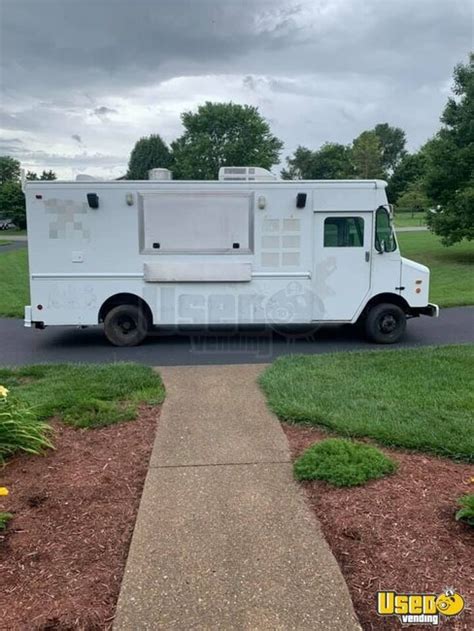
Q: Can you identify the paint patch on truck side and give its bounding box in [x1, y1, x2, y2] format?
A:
[45, 198, 90, 240]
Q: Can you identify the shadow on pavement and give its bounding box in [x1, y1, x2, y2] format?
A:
[36, 322, 379, 364]
[1, 306, 473, 365]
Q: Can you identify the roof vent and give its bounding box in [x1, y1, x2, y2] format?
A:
[148, 168, 173, 180]
[76, 174, 100, 181]
[218, 166, 277, 181]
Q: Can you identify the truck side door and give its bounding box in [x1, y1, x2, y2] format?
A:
[313, 212, 372, 321]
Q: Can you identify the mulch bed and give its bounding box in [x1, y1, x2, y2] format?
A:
[0, 406, 159, 631]
[283, 424, 474, 631]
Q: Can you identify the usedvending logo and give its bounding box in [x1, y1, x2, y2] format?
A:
[377, 588, 465, 625]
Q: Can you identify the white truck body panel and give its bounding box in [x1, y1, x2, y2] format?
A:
[23, 177, 434, 330]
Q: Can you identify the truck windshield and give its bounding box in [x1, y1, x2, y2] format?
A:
[375, 206, 397, 252]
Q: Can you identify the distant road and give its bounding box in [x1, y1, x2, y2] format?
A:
[0, 235, 28, 241]
[0, 306, 472, 367]
[396, 226, 428, 232]
[0, 241, 27, 253]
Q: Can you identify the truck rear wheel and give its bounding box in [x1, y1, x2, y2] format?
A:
[103, 304, 149, 347]
[364, 303, 406, 344]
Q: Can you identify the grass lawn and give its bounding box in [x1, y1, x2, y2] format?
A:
[0, 363, 165, 428]
[259, 345, 474, 462]
[0, 249, 29, 317]
[393, 212, 426, 228]
[397, 231, 474, 307]
[0, 241, 12, 246]
[4, 229, 27, 236]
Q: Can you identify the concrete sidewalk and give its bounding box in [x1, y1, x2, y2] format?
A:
[114, 365, 361, 630]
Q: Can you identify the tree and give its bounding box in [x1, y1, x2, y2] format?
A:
[0, 156, 21, 184]
[127, 134, 172, 179]
[171, 102, 283, 180]
[351, 131, 385, 179]
[0, 181, 26, 228]
[27, 170, 57, 181]
[40, 170, 56, 180]
[0, 156, 25, 227]
[282, 143, 354, 180]
[396, 180, 431, 216]
[425, 54, 474, 244]
[374, 123, 407, 173]
[386, 151, 427, 204]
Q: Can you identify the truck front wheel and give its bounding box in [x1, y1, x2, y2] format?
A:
[103, 304, 149, 346]
[364, 303, 406, 344]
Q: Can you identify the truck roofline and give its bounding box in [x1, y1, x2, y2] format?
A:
[24, 178, 388, 188]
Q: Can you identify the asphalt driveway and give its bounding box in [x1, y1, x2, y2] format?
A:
[0, 306, 472, 366]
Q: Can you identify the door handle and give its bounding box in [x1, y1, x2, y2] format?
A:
[365, 251, 370, 262]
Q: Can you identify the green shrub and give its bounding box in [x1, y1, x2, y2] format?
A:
[0, 390, 53, 462]
[455, 494, 474, 526]
[294, 438, 397, 487]
[0, 512, 13, 530]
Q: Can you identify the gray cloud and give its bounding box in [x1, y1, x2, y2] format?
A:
[25, 151, 123, 168]
[0, 137, 25, 155]
[0, 0, 471, 177]
[93, 106, 118, 121]
[1, 0, 291, 95]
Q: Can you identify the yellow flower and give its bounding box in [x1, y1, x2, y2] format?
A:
[0, 385, 9, 398]
[0, 487, 8, 496]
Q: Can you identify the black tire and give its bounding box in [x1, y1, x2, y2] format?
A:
[103, 304, 149, 347]
[364, 302, 406, 344]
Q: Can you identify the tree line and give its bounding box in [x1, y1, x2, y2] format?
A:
[126, 53, 472, 246]
[0, 158, 56, 228]
[126, 101, 283, 180]
[0, 53, 471, 244]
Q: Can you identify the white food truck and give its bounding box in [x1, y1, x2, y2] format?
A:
[23, 166, 438, 346]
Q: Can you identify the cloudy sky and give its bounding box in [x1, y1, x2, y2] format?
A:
[0, 0, 472, 179]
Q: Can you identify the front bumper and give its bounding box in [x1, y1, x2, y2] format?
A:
[411, 303, 440, 318]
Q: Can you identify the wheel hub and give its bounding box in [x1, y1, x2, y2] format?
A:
[118, 316, 136, 335]
[379, 314, 397, 333]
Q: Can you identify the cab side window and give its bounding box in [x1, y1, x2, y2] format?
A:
[324, 217, 364, 247]
[375, 207, 396, 252]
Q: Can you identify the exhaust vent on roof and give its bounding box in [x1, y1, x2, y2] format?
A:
[148, 168, 173, 180]
[76, 174, 100, 181]
[218, 166, 277, 181]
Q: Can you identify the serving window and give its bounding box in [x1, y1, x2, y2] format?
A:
[139, 191, 253, 254]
